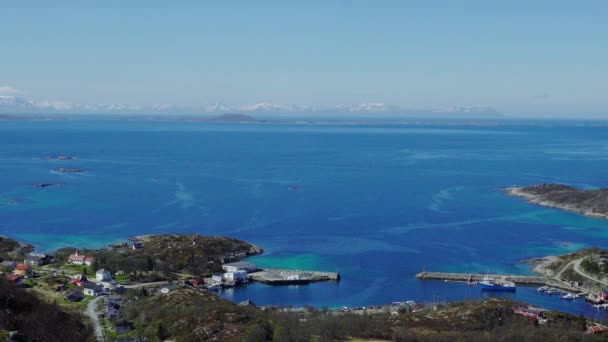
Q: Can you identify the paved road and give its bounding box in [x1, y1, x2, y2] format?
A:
[124, 280, 168, 289]
[86, 296, 104, 342]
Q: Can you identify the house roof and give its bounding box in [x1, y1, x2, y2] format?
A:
[15, 264, 30, 271]
[5, 274, 23, 281]
[84, 283, 103, 290]
[25, 255, 44, 261]
[84, 257, 94, 262]
[96, 268, 109, 274]
[0, 261, 15, 266]
[69, 254, 86, 261]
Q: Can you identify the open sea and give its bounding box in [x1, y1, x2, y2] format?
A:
[2, 117, 608, 319]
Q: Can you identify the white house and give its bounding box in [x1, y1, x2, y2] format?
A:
[96, 269, 112, 281]
[83, 283, 104, 297]
[225, 271, 248, 283]
[100, 279, 118, 290]
[211, 273, 224, 282]
[84, 257, 94, 266]
[222, 261, 257, 273]
[68, 250, 86, 265]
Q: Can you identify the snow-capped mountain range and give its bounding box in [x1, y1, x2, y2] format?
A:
[0, 95, 501, 117]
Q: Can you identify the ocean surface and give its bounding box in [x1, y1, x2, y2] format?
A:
[2, 117, 608, 319]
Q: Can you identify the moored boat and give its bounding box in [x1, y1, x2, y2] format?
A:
[479, 276, 516, 292]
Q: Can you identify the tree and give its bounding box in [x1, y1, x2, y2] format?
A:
[91, 257, 100, 272]
[146, 256, 155, 272]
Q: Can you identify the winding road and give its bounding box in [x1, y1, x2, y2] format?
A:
[86, 296, 104, 342]
[556, 258, 608, 287]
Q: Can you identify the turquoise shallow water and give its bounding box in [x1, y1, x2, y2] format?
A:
[1, 118, 608, 318]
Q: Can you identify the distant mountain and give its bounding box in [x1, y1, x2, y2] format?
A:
[206, 113, 260, 122]
[0, 95, 503, 117]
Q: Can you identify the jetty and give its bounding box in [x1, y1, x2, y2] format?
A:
[249, 268, 340, 285]
[416, 272, 582, 293]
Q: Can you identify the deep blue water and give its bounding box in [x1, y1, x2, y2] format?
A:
[2, 118, 608, 319]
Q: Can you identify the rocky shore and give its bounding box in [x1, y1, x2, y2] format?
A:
[506, 184, 608, 219]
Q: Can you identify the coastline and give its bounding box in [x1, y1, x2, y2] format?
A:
[505, 186, 608, 220]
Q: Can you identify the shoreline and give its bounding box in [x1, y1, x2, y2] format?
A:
[505, 186, 608, 220]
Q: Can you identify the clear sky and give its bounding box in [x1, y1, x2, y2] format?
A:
[1, 1, 607, 116]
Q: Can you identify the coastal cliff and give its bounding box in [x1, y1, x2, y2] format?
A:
[506, 184, 608, 219]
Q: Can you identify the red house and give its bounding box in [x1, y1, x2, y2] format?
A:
[5, 274, 24, 285]
[598, 292, 608, 301]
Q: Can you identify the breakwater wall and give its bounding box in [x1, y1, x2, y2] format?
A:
[250, 268, 340, 285]
[416, 272, 583, 292]
[416, 272, 547, 284]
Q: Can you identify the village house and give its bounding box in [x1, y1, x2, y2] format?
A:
[132, 242, 143, 250]
[115, 320, 134, 335]
[68, 250, 86, 265]
[84, 283, 104, 296]
[96, 268, 112, 281]
[599, 291, 608, 301]
[13, 264, 32, 278]
[84, 256, 94, 266]
[588, 325, 608, 334]
[212, 273, 224, 282]
[222, 261, 257, 273]
[0, 260, 17, 271]
[105, 295, 124, 306]
[106, 303, 122, 319]
[65, 290, 84, 302]
[100, 279, 118, 291]
[23, 253, 55, 266]
[5, 274, 24, 285]
[23, 255, 45, 266]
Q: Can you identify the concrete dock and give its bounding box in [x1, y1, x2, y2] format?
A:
[250, 268, 340, 285]
[416, 272, 583, 293]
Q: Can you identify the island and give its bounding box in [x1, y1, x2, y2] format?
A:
[54, 168, 86, 173]
[506, 184, 608, 219]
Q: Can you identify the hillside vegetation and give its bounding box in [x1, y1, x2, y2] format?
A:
[0, 236, 33, 261]
[54, 234, 262, 278]
[0, 280, 93, 342]
[119, 290, 602, 342]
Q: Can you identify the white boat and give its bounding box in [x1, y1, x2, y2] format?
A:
[479, 275, 516, 292]
[560, 293, 575, 300]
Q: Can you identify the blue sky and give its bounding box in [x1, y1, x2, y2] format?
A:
[1, 1, 607, 116]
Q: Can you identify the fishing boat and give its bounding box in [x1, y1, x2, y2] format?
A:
[479, 275, 516, 292]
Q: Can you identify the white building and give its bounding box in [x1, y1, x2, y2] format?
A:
[222, 261, 257, 273]
[96, 269, 112, 281]
[100, 279, 118, 290]
[211, 273, 224, 282]
[225, 271, 248, 283]
[83, 283, 104, 297]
